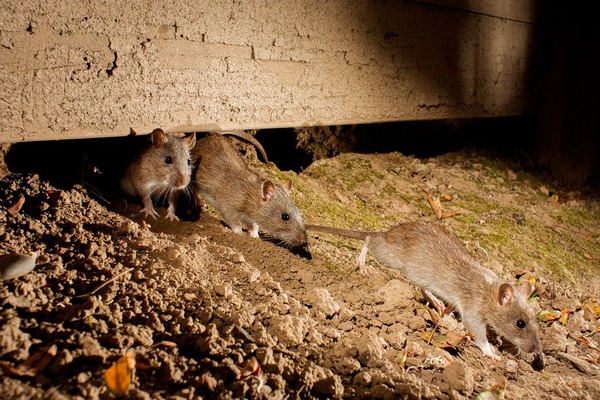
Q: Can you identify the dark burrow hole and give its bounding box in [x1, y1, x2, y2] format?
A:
[4, 117, 538, 201]
[255, 116, 538, 173]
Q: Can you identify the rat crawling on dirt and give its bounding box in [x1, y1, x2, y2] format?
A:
[120, 128, 196, 221]
[306, 221, 543, 360]
[191, 132, 307, 248]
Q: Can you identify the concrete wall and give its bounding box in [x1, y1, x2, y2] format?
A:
[0, 0, 538, 142]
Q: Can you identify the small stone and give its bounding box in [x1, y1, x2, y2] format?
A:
[306, 288, 340, 317]
[443, 360, 474, 395]
[541, 322, 568, 352]
[214, 284, 232, 297]
[353, 371, 371, 386]
[231, 253, 245, 263]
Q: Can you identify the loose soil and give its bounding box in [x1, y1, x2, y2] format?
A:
[1, 144, 599, 399]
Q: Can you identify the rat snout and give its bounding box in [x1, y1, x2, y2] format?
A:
[527, 338, 543, 355]
[520, 334, 543, 355]
[171, 170, 190, 189]
[293, 230, 308, 248]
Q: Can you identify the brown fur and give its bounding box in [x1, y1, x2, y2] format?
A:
[192, 133, 307, 247]
[307, 221, 542, 358]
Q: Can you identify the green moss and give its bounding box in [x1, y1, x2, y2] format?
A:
[297, 195, 390, 230]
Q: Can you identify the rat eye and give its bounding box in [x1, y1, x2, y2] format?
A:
[281, 213, 290, 221]
[187, 159, 192, 166]
[165, 156, 173, 165]
[516, 320, 526, 329]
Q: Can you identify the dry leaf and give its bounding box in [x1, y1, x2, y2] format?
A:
[577, 336, 600, 353]
[237, 357, 261, 380]
[440, 211, 461, 219]
[152, 340, 177, 348]
[559, 309, 574, 325]
[237, 357, 263, 391]
[0, 344, 57, 377]
[397, 347, 408, 370]
[425, 192, 443, 219]
[476, 380, 506, 400]
[537, 310, 562, 322]
[104, 351, 136, 396]
[7, 195, 25, 215]
[584, 300, 600, 319]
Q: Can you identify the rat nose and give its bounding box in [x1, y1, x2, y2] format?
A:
[172, 172, 189, 189]
[527, 338, 543, 354]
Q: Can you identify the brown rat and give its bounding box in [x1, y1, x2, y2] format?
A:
[120, 128, 196, 221]
[192, 132, 307, 248]
[306, 221, 542, 360]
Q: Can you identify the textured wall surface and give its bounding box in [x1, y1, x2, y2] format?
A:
[0, 0, 537, 142]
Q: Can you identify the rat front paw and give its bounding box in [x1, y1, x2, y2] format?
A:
[165, 205, 180, 221]
[141, 207, 159, 219]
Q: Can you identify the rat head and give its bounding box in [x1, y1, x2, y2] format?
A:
[489, 281, 542, 354]
[256, 179, 307, 248]
[148, 129, 196, 190]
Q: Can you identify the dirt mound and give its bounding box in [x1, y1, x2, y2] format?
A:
[1, 149, 599, 399]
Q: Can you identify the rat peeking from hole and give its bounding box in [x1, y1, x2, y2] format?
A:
[120, 128, 196, 221]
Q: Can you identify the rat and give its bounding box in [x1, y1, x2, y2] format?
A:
[120, 128, 196, 221]
[191, 132, 307, 248]
[305, 221, 542, 360]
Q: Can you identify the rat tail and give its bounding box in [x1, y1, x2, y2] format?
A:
[221, 131, 269, 163]
[305, 224, 370, 240]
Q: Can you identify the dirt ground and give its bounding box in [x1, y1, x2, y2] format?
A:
[1, 141, 600, 399]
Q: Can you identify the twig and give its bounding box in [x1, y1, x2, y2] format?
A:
[75, 268, 134, 298]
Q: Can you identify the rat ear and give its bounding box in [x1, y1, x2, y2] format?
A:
[184, 132, 196, 149]
[261, 180, 276, 202]
[283, 179, 293, 193]
[497, 283, 515, 306]
[151, 128, 166, 149]
[517, 281, 535, 299]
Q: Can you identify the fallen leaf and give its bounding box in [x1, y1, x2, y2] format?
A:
[0, 344, 57, 377]
[445, 331, 467, 348]
[577, 336, 600, 353]
[152, 340, 177, 348]
[440, 211, 461, 219]
[584, 300, 600, 319]
[537, 310, 562, 322]
[559, 309, 574, 325]
[237, 357, 261, 380]
[424, 191, 443, 219]
[397, 347, 408, 370]
[104, 351, 136, 396]
[476, 380, 506, 400]
[7, 195, 25, 215]
[237, 357, 263, 391]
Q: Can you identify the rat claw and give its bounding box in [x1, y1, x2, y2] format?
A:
[142, 207, 159, 219]
[166, 206, 180, 221]
[165, 212, 180, 221]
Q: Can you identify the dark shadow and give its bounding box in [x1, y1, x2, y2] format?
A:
[256, 116, 537, 173]
[5, 135, 145, 205]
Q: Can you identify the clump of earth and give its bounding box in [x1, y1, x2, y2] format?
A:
[1, 141, 599, 399]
